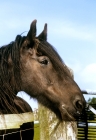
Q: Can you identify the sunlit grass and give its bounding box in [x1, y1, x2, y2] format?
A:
[34, 123, 40, 140]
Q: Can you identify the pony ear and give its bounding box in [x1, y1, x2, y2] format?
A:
[38, 23, 47, 41]
[27, 20, 37, 41]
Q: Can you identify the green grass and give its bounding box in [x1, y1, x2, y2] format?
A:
[34, 123, 40, 140]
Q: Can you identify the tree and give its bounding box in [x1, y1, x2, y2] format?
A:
[88, 97, 96, 104]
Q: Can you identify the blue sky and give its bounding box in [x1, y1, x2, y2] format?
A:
[0, 0, 96, 109]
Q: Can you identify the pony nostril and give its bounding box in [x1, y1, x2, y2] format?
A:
[75, 100, 83, 110]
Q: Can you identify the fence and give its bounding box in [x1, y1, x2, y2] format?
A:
[0, 95, 95, 140]
[38, 104, 77, 140]
[35, 92, 96, 140]
[77, 92, 96, 140]
[77, 104, 96, 140]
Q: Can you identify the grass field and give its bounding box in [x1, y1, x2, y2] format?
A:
[34, 123, 40, 140]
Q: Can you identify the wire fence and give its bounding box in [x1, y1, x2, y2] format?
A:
[0, 92, 96, 140]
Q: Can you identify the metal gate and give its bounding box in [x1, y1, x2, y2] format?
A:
[77, 91, 96, 140]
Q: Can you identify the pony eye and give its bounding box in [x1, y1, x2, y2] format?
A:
[40, 59, 49, 65]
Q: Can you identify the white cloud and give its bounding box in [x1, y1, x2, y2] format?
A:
[66, 62, 96, 91]
[81, 63, 96, 83]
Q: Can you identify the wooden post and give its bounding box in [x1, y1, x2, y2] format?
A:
[39, 104, 77, 140]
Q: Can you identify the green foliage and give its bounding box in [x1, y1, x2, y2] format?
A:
[88, 97, 96, 104]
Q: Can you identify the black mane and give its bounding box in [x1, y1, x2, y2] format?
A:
[0, 35, 25, 113]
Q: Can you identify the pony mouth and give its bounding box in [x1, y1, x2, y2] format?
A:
[60, 106, 75, 121]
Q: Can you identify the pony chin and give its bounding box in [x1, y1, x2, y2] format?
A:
[60, 108, 75, 121]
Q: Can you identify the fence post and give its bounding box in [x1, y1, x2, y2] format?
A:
[39, 104, 77, 140]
